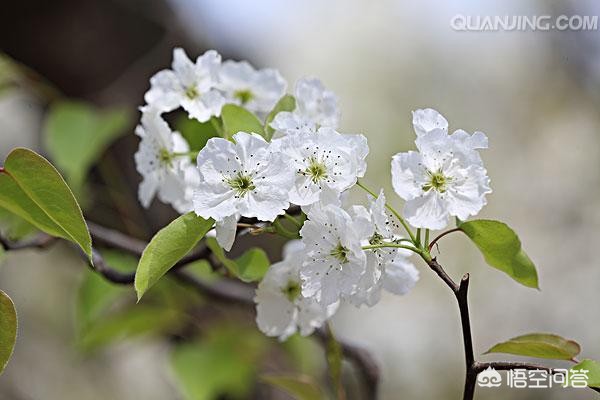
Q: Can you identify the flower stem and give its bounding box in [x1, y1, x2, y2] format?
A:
[355, 181, 416, 244]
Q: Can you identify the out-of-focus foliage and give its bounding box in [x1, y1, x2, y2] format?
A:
[484, 333, 581, 360]
[77, 250, 136, 335]
[170, 324, 267, 400]
[44, 100, 131, 195]
[0, 289, 17, 374]
[78, 304, 184, 352]
[135, 213, 214, 300]
[205, 237, 270, 282]
[459, 219, 539, 289]
[0, 148, 91, 259]
[261, 374, 324, 400]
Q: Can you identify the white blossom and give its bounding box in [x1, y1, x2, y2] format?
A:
[255, 241, 338, 340]
[412, 108, 448, 136]
[348, 191, 419, 307]
[391, 128, 491, 230]
[193, 132, 294, 249]
[218, 60, 286, 116]
[134, 108, 195, 213]
[299, 204, 368, 306]
[273, 128, 369, 206]
[144, 48, 225, 122]
[270, 77, 339, 136]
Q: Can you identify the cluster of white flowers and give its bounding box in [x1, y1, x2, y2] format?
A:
[134, 49, 492, 341]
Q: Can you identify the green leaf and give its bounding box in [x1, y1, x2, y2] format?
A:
[264, 95, 296, 141]
[78, 305, 182, 352]
[44, 101, 131, 193]
[458, 219, 539, 288]
[572, 359, 600, 388]
[134, 213, 214, 300]
[0, 148, 92, 260]
[205, 237, 270, 282]
[0, 289, 17, 374]
[220, 104, 265, 139]
[261, 374, 324, 400]
[175, 114, 219, 151]
[484, 333, 581, 360]
[170, 325, 266, 400]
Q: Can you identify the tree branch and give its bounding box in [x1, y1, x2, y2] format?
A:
[0, 223, 380, 397]
[426, 257, 600, 399]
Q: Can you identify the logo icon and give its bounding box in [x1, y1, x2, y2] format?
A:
[477, 367, 502, 388]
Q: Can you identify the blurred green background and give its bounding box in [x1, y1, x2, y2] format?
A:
[1, 0, 600, 399]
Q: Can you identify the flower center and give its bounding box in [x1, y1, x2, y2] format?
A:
[369, 231, 385, 246]
[185, 86, 199, 99]
[159, 148, 173, 166]
[330, 242, 349, 264]
[305, 157, 328, 183]
[282, 280, 301, 302]
[423, 170, 450, 193]
[234, 89, 254, 105]
[226, 172, 256, 197]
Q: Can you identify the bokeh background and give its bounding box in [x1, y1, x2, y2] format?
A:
[1, 0, 600, 399]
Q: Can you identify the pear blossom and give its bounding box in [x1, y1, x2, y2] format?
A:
[144, 48, 225, 122]
[218, 60, 287, 115]
[134, 108, 195, 213]
[348, 191, 419, 307]
[270, 77, 339, 136]
[391, 128, 491, 230]
[412, 108, 448, 136]
[193, 132, 294, 250]
[273, 128, 369, 206]
[299, 204, 368, 306]
[255, 241, 338, 340]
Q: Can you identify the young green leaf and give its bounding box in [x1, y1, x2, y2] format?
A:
[484, 333, 580, 360]
[44, 101, 131, 193]
[458, 219, 539, 289]
[205, 237, 270, 282]
[134, 213, 214, 300]
[0, 148, 92, 259]
[261, 374, 324, 400]
[0, 289, 17, 375]
[220, 104, 265, 139]
[264, 94, 296, 140]
[572, 359, 600, 388]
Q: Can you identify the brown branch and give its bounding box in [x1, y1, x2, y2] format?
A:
[0, 223, 379, 397]
[426, 257, 600, 399]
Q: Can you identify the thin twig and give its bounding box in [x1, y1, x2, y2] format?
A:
[428, 228, 462, 252]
